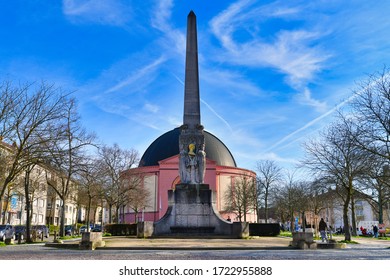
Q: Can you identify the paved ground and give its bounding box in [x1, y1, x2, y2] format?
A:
[0, 235, 389, 260]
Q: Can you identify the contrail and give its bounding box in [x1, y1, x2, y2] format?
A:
[265, 91, 360, 152]
[200, 99, 233, 132]
[172, 72, 233, 132]
[106, 56, 166, 94]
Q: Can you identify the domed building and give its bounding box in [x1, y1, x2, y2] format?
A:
[121, 127, 256, 223]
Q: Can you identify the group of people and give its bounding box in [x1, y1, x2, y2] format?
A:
[360, 225, 379, 238]
[319, 218, 380, 242]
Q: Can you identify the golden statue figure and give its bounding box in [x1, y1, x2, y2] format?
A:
[188, 143, 196, 156]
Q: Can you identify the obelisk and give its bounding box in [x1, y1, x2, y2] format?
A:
[179, 11, 206, 184]
[151, 12, 239, 237]
[183, 10, 200, 130]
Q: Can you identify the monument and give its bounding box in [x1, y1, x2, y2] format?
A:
[148, 11, 248, 238]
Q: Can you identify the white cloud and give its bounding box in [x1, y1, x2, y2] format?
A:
[62, 0, 133, 26]
[209, 0, 330, 108]
[150, 0, 186, 55]
[150, 0, 173, 33]
[143, 103, 160, 114]
[295, 87, 327, 112]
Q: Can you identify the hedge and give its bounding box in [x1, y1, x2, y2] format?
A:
[104, 223, 137, 236]
[249, 223, 280, 236]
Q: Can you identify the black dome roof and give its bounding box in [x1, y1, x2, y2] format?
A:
[139, 128, 237, 167]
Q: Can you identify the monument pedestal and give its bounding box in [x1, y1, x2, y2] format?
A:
[151, 184, 245, 238]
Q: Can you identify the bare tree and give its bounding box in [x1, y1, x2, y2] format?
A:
[97, 144, 139, 223]
[359, 160, 390, 224]
[44, 98, 96, 237]
[345, 68, 390, 225]
[348, 67, 390, 161]
[304, 178, 336, 235]
[224, 176, 257, 222]
[77, 157, 104, 231]
[123, 173, 150, 223]
[0, 82, 68, 235]
[302, 120, 372, 241]
[256, 160, 282, 223]
[273, 172, 308, 232]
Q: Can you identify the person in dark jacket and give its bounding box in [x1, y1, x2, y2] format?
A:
[319, 218, 328, 242]
[373, 225, 378, 238]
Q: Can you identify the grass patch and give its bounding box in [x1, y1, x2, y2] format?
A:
[378, 237, 390, 240]
[103, 233, 112, 237]
[59, 235, 81, 240]
[0, 242, 5, 247]
[338, 240, 359, 244]
[278, 231, 292, 237]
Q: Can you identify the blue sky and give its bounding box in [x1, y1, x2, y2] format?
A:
[1, 0, 390, 174]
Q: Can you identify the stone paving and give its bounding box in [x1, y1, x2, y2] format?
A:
[0, 235, 389, 260]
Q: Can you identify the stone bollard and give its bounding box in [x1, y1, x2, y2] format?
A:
[137, 221, 154, 238]
[5, 238, 14, 245]
[290, 232, 317, 249]
[5, 229, 14, 245]
[232, 222, 250, 238]
[53, 231, 63, 244]
[79, 232, 105, 250]
[32, 230, 37, 242]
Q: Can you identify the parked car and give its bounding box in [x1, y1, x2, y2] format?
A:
[0, 225, 15, 241]
[14, 225, 27, 240]
[31, 225, 49, 238]
[65, 225, 75, 236]
[80, 224, 94, 233]
[92, 225, 102, 232]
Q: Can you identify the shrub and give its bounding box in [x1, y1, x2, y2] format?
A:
[49, 224, 59, 234]
[249, 223, 281, 236]
[104, 223, 137, 236]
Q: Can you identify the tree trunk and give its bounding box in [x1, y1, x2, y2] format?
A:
[265, 189, 268, 223]
[115, 206, 119, 223]
[0, 198, 4, 224]
[378, 188, 383, 224]
[290, 211, 295, 232]
[24, 169, 33, 243]
[59, 199, 66, 237]
[343, 193, 351, 241]
[87, 197, 91, 232]
[108, 204, 113, 224]
[350, 196, 357, 236]
[122, 205, 126, 223]
[93, 206, 98, 225]
[2, 198, 9, 224]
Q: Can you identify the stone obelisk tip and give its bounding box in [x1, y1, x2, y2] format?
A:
[183, 10, 200, 130]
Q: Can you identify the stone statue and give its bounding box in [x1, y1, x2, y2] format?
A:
[197, 142, 206, 183]
[179, 141, 205, 184]
[179, 142, 187, 183]
[187, 143, 198, 183]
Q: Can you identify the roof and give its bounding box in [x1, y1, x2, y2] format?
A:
[139, 127, 237, 167]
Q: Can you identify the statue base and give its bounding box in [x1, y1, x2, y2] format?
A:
[151, 184, 247, 238]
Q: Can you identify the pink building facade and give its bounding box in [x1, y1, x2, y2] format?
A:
[122, 154, 257, 224]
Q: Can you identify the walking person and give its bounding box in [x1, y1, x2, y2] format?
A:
[373, 225, 378, 238]
[319, 218, 328, 242]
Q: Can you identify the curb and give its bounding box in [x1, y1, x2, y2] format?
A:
[95, 246, 293, 251]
